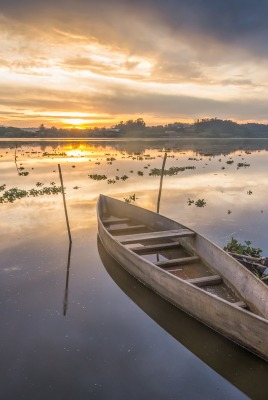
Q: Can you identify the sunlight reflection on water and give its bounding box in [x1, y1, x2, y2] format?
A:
[1, 138, 268, 400]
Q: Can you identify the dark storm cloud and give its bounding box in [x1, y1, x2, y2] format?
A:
[2, 0, 268, 57]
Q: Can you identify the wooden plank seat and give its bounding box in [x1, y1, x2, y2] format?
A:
[116, 229, 195, 245]
[187, 275, 222, 287]
[131, 242, 180, 253]
[107, 224, 146, 234]
[102, 217, 130, 225]
[155, 256, 199, 267]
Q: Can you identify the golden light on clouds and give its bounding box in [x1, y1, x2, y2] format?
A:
[1, 3, 268, 128]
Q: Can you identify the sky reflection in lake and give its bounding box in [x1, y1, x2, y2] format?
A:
[1, 138, 268, 399]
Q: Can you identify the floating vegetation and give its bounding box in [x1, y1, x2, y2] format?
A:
[237, 162, 250, 168]
[224, 238, 262, 258]
[107, 179, 116, 184]
[106, 157, 116, 162]
[120, 175, 129, 181]
[187, 198, 206, 207]
[42, 152, 67, 157]
[226, 160, 234, 164]
[149, 166, 196, 176]
[228, 210, 232, 214]
[247, 190, 253, 195]
[137, 171, 144, 176]
[124, 194, 138, 203]
[89, 174, 107, 180]
[195, 199, 206, 207]
[0, 183, 62, 204]
[0, 184, 7, 192]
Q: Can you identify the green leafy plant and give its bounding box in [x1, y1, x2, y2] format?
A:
[88, 174, 107, 180]
[224, 238, 262, 258]
[195, 199, 206, 207]
[0, 184, 62, 204]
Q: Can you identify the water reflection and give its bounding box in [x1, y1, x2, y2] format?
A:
[98, 238, 268, 400]
[1, 138, 268, 399]
[3, 137, 268, 155]
[63, 242, 72, 316]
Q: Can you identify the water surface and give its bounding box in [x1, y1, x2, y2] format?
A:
[1, 138, 268, 399]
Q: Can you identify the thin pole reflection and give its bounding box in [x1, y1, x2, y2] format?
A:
[63, 242, 72, 316]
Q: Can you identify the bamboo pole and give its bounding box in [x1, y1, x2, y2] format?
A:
[156, 152, 167, 214]
[58, 164, 72, 243]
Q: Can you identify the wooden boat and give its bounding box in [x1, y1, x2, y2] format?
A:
[98, 238, 268, 400]
[97, 194, 268, 361]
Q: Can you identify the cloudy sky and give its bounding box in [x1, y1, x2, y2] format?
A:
[1, 0, 268, 128]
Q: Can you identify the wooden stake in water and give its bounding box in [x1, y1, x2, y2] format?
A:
[156, 152, 167, 214]
[58, 164, 72, 243]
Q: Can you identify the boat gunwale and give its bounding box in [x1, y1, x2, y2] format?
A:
[97, 195, 268, 325]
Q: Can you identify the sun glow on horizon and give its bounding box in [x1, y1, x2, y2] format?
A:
[1, 7, 268, 128]
[63, 118, 89, 129]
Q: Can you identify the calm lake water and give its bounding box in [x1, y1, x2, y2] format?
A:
[1, 138, 268, 399]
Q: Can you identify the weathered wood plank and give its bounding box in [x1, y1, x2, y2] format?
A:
[187, 275, 222, 287]
[131, 242, 180, 253]
[116, 229, 195, 244]
[155, 256, 199, 267]
[102, 217, 130, 225]
[108, 224, 146, 234]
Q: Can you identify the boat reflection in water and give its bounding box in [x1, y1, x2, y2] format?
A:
[97, 237, 268, 400]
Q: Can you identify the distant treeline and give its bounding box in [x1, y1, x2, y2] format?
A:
[1, 118, 268, 138]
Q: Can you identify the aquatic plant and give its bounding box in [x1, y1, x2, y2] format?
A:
[42, 152, 67, 157]
[124, 194, 137, 203]
[0, 184, 62, 204]
[89, 174, 107, 180]
[187, 198, 206, 207]
[224, 238, 262, 258]
[237, 162, 250, 168]
[195, 199, 206, 207]
[149, 166, 196, 176]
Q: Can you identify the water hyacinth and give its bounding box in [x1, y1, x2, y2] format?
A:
[89, 174, 107, 180]
[149, 166, 196, 176]
[0, 183, 62, 203]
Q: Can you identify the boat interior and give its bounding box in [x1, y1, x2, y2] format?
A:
[101, 213, 249, 312]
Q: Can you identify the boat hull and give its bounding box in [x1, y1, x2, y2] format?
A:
[97, 195, 268, 361]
